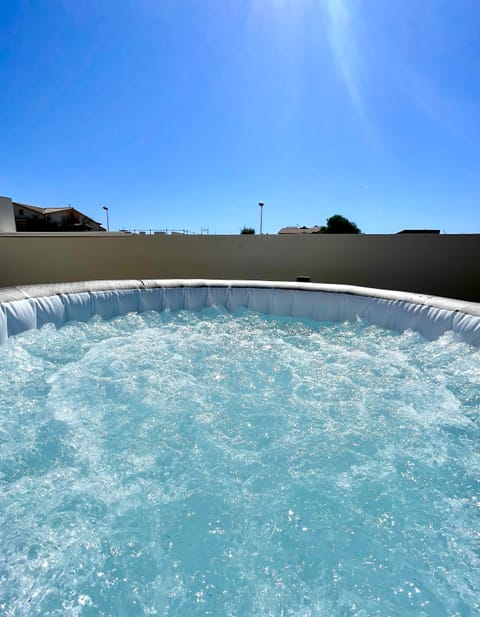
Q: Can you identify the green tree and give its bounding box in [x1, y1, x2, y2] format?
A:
[316, 214, 361, 234]
[240, 226, 255, 234]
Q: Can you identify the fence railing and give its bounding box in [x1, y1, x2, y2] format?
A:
[118, 228, 208, 235]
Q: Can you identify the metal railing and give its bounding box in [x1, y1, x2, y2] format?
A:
[118, 228, 208, 235]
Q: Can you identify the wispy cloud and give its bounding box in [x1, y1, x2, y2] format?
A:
[324, 0, 373, 138]
[325, 0, 478, 145]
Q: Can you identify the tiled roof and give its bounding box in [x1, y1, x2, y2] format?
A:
[278, 226, 323, 234]
[13, 202, 101, 225]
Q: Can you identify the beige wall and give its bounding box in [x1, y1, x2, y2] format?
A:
[1, 232, 479, 301]
[0, 197, 16, 232]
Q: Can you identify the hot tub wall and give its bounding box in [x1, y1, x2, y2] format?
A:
[0, 232, 479, 302]
[1, 282, 480, 347]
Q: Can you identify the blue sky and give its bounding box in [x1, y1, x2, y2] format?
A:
[1, 0, 479, 234]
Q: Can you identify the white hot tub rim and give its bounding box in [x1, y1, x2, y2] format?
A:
[0, 279, 479, 346]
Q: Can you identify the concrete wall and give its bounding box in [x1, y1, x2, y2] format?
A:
[0, 232, 479, 301]
[0, 197, 16, 232]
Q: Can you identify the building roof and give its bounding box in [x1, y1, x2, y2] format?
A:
[397, 229, 440, 234]
[13, 202, 103, 226]
[278, 225, 323, 234]
[13, 202, 47, 214]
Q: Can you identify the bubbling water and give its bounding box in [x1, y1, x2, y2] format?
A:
[0, 307, 479, 616]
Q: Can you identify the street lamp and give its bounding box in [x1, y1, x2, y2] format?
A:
[102, 206, 110, 232]
[258, 201, 264, 235]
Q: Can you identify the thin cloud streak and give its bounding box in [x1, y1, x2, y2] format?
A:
[324, 0, 373, 139]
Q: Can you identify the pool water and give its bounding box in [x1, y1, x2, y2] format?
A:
[1, 307, 479, 616]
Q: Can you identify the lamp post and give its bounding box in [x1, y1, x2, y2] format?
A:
[258, 201, 264, 235]
[102, 206, 110, 232]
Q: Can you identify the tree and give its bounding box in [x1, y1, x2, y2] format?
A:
[240, 227, 255, 234]
[316, 214, 361, 234]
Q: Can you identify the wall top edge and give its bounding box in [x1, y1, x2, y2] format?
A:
[1, 279, 480, 318]
[1, 233, 480, 238]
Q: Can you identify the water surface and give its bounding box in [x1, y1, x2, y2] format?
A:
[1, 308, 479, 616]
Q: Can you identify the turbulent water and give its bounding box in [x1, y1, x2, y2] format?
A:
[0, 307, 479, 616]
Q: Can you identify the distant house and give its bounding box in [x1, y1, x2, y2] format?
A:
[278, 225, 323, 234]
[13, 202, 105, 232]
